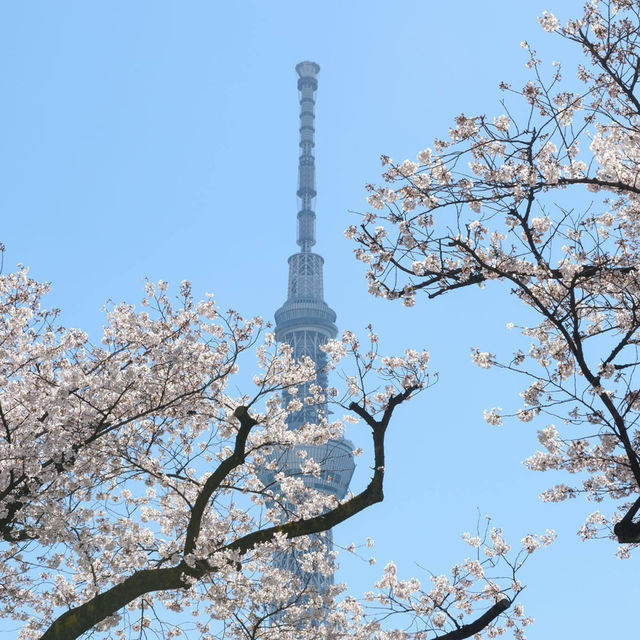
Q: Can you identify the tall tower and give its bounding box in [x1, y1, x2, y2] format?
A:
[261, 62, 355, 599]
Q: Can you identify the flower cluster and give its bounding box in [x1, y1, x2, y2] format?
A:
[332, 520, 552, 640]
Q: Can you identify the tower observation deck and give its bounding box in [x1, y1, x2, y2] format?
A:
[260, 62, 355, 602]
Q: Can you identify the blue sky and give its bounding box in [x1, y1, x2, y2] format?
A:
[0, 1, 634, 637]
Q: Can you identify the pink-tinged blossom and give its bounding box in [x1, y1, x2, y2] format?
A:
[484, 408, 504, 426]
[494, 114, 512, 132]
[471, 349, 494, 369]
[517, 409, 536, 423]
[539, 11, 560, 32]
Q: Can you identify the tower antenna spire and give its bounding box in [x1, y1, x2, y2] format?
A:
[295, 61, 320, 252]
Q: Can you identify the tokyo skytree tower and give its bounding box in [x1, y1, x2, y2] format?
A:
[259, 61, 355, 598]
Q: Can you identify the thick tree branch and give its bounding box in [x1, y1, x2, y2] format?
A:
[39, 566, 186, 640]
[183, 406, 258, 557]
[435, 598, 511, 640]
[613, 495, 640, 543]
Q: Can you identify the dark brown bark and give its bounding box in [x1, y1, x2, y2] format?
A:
[436, 598, 511, 640]
[613, 495, 640, 543]
[40, 567, 186, 640]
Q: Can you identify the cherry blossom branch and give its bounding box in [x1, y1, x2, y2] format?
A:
[350, 0, 640, 552]
[0, 381, 218, 543]
[37, 387, 416, 640]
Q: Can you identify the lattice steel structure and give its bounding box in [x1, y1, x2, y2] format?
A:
[260, 61, 355, 599]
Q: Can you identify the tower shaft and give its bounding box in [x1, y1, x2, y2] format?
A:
[261, 62, 355, 612]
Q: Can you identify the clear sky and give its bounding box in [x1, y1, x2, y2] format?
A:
[0, 1, 634, 637]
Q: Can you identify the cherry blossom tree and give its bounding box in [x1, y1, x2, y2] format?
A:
[350, 0, 640, 555]
[0, 265, 549, 639]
